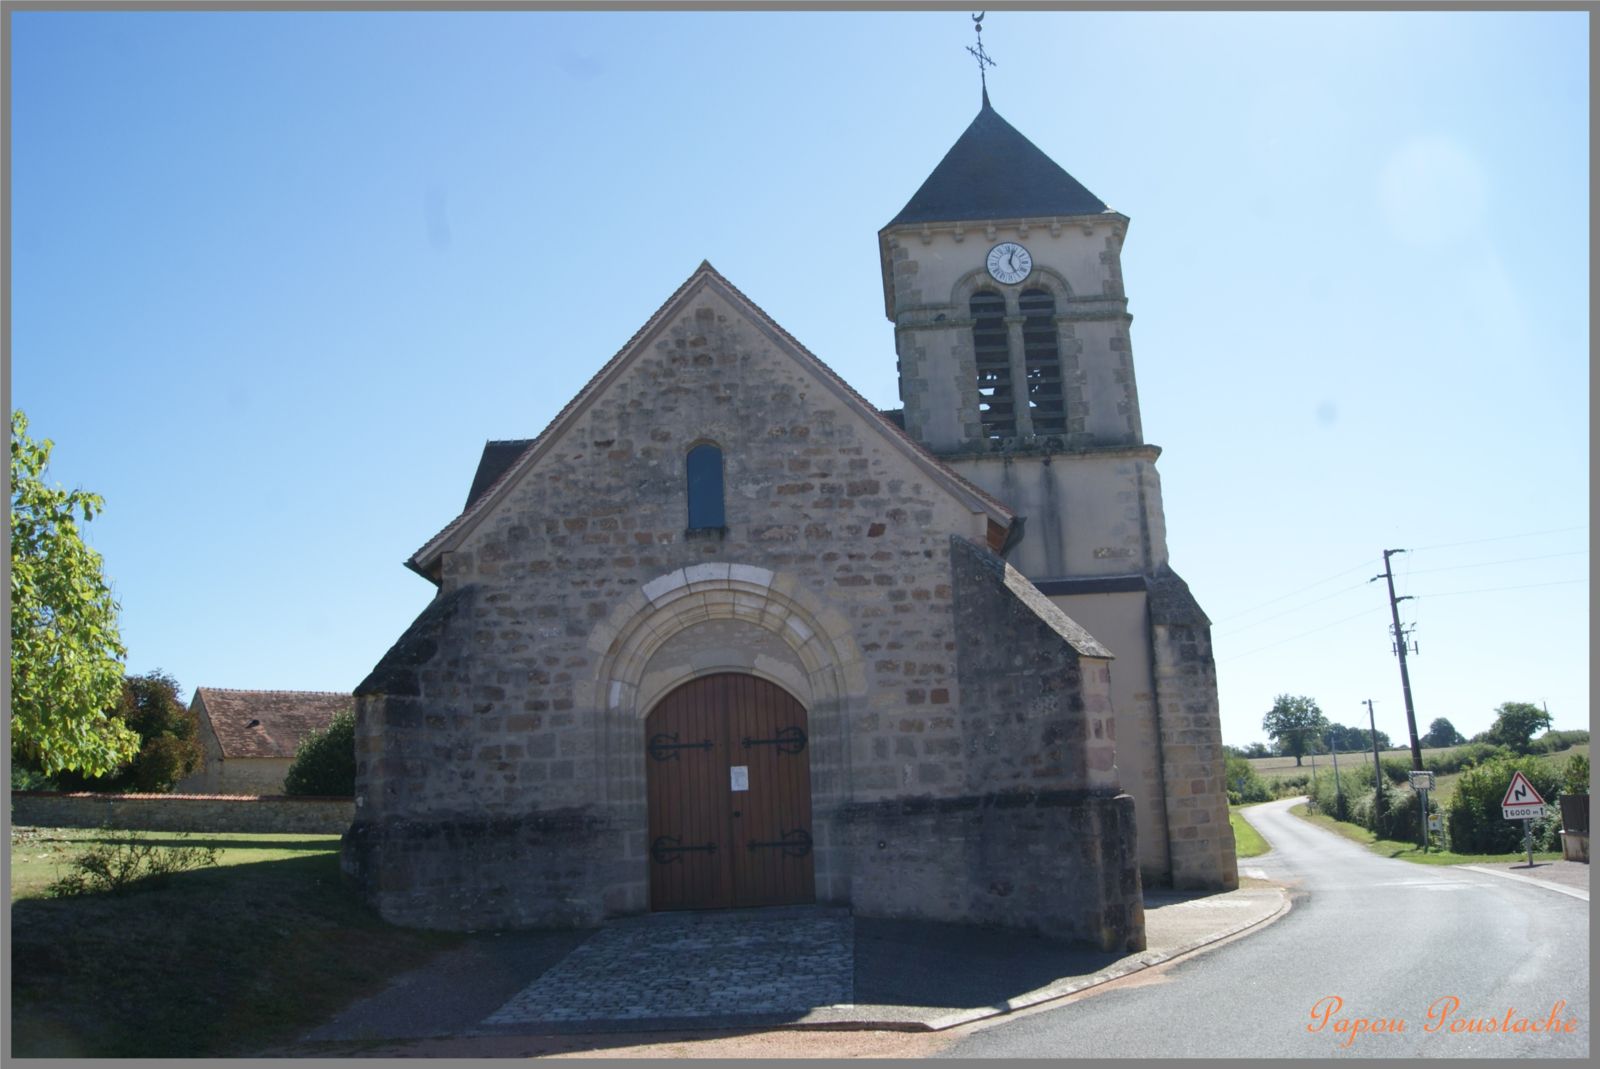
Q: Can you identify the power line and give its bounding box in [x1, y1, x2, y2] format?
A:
[1210, 558, 1379, 625]
[1410, 524, 1587, 553]
[1413, 578, 1587, 599]
[1213, 578, 1375, 637]
[1218, 605, 1387, 663]
[1403, 550, 1586, 576]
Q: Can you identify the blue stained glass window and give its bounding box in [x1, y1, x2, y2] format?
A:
[686, 443, 725, 529]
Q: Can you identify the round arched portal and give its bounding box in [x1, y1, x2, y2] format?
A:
[582, 562, 865, 916]
[644, 673, 814, 911]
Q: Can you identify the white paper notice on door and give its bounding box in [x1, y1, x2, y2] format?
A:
[730, 765, 749, 792]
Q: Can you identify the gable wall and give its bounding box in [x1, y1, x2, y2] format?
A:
[374, 288, 990, 822]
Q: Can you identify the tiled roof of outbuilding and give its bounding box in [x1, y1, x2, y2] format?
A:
[193, 688, 351, 760]
[884, 103, 1109, 228]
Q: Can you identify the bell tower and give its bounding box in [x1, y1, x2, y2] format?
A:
[880, 96, 1238, 891]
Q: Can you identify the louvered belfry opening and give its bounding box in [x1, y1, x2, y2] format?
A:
[970, 291, 1014, 439]
[1020, 288, 1065, 436]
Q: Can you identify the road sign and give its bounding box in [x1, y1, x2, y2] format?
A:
[1501, 770, 1546, 820]
[1409, 770, 1435, 792]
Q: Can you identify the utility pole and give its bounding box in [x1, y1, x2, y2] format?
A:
[1329, 728, 1343, 817]
[1365, 699, 1385, 817]
[1373, 549, 1423, 770]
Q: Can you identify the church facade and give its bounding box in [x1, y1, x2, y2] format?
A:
[342, 97, 1234, 952]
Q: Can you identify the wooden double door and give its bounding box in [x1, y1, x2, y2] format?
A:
[645, 673, 815, 911]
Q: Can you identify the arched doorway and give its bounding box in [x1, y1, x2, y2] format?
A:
[644, 673, 815, 911]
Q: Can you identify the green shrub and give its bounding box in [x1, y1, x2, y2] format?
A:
[1530, 729, 1590, 754]
[1445, 755, 1564, 854]
[1307, 768, 1371, 823]
[1422, 742, 1510, 776]
[47, 830, 219, 897]
[1379, 757, 1412, 785]
[283, 710, 356, 796]
[1563, 753, 1590, 794]
[1351, 781, 1432, 843]
[1225, 753, 1273, 805]
[1270, 771, 1311, 799]
[11, 765, 56, 791]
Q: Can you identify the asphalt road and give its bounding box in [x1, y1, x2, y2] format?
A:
[941, 797, 1590, 1059]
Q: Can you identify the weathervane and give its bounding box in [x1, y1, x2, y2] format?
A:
[967, 12, 996, 107]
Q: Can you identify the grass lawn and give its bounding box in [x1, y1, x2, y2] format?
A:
[10, 825, 463, 1058]
[1288, 802, 1562, 867]
[1230, 807, 1270, 858]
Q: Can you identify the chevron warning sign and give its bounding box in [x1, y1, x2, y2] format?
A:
[1500, 770, 1546, 820]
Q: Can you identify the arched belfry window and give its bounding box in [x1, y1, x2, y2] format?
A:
[1020, 288, 1065, 435]
[970, 291, 1014, 439]
[686, 442, 725, 530]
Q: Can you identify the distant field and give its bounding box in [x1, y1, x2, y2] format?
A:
[1248, 743, 1588, 808]
[1247, 746, 1435, 783]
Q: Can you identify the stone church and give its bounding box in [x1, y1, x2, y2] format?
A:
[343, 93, 1236, 952]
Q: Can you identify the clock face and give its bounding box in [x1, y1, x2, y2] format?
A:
[986, 242, 1033, 285]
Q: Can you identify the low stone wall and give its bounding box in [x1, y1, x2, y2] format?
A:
[10, 792, 354, 834]
[841, 787, 1146, 953]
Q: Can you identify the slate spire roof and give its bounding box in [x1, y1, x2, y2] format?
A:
[884, 102, 1109, 228]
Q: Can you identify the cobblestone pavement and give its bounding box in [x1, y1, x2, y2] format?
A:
[480, 906, 853, 1028]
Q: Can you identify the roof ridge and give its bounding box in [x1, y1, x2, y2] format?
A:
[407, 263, 728, 572]
[197, 687, 352, 698]
[406, 262, 1012, 577]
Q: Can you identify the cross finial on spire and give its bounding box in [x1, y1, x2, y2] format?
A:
[967, 12, 996, 108]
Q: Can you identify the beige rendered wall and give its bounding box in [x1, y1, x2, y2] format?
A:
[945, 451, 1169, 581]
[1048, 589, 1168, 878]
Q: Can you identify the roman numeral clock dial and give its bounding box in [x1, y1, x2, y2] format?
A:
[986, 241, 1032, 285]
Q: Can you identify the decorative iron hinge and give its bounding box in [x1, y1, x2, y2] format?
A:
[741, 725, 807, 754]
[747, 828, 813, 858]
[648, 733, 714, 762]
[651, 836, 718, 865]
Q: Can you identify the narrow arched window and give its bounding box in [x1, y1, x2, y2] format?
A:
[970, 291, 1014, 439]
[1020, 288, 1065, 436]
[686, 443, 725, 530]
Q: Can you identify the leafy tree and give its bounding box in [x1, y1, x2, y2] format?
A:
[1262, 694, 1328, 767]
[10, 411, 138, 776]
[283, 710, 356, 795]
[52, 672, 204, 793]
[1242, 741, 1272, 759]
[1422, 717, 1467, 749]
[1483, 702, 1553, 755]
[1326, 723, 1393, 753]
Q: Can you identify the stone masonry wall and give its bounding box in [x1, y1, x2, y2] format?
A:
[11, 792, 353, 834]
[1147, 564, 1238, 890]
[842, 536, 1143, 950]
[349, 282, 1018, 929]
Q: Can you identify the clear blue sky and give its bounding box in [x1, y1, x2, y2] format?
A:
[10, 9, 1589, 749]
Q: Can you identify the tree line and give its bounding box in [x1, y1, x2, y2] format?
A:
[1243, 693, 1559, 765]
